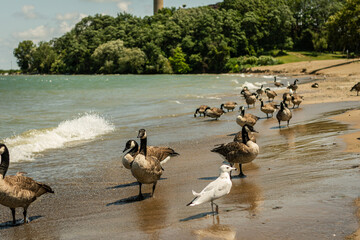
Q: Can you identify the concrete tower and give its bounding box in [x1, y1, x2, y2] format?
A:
[154, 0, 164, 14]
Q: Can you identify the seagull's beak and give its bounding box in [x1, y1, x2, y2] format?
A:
[231, 167, 237, 171]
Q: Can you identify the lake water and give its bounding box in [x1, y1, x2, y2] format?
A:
[1, 74, 295, 180]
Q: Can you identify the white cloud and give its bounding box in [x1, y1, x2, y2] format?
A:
[56, 12, 88, 34]
[117, 1, 131, 12]
[56, 12, 87, 21]
[13, 25, 55, 42]
[22, 5, 38, 19]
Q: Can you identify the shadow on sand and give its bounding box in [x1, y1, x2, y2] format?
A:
[107, 178, 167, 190]
[106, 193, 152, 206]
[0, 216, 42, 230]
[180, 211, 216, 222]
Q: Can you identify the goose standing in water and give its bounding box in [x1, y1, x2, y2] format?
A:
[194, 105, 209, 117]
[287, 79, 299, 93]
[220, 102, 237, 112]
[265, 88, 277, 102]
[259, 98, 276, 118]
[276, 102, 292, 127]
[0, 144, 54, 225]
[131, 129, 163, 200]
[282, 88, 293, 105]
[256, 85, 265, 96]
[291, 94, 304, 108]
[274, 76, 284, 87]
[350, 82, 360, 96]
[204, 107, 224, 120]
[240, 87, 252, 98]
[236, 106, 259, 127]
[211, 125, 259, 178]
[245, 93, 257, 108]
[122, 140, 179, 169]
[187, 165, 236, 214]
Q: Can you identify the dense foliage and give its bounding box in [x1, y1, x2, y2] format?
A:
[14, 0, 356, 74]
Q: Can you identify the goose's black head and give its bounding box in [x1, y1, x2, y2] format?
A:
[123, 140, 138, 152]
[220, 104, 224, 110]
[137, 129, 147, 139]
[0, 143, 9, 178]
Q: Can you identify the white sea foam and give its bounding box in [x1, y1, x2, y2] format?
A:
[238, 81, 267, 91]
[231, 79, 239, 84]
[4, 113, 115, 162]
[262, 75, 275, 79]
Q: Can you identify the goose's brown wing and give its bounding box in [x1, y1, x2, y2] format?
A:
[4, 175, 54, 197]
[147, 146, 179, 162]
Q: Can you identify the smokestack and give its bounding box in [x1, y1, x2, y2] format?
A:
[154, 0, 164, 14]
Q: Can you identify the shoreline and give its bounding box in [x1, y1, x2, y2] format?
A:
[0, 59, 359, 239]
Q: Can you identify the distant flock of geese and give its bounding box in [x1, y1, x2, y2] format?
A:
[1, 79, 360, 223]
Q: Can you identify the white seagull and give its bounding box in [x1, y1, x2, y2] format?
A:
[187, 165, 236, 214]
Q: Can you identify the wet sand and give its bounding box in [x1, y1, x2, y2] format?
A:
[0, 100, 359, 239]
[1, 59, 360, 239]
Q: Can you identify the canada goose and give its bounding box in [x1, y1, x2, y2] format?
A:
[240, 88, 252, 98]
[350, 82, 360, 96]
[122, 140, 179, 169]
[256, 85, 264, 96]
[236, 106, 259, 127]
[211, 125, 260, 178]
[220, 102, 237, 112]
[259, 98, 276, 118]
[274, 76, 284, 87]
[282, 89, 293, 105]
[233, 124, 257, 143]
[265, 88, 277, 102]
[187, 165, 236, 214]
[194, 105, 209, 117]
[276, 102, 292, 127]
[245, 93, 257, 108]
[287, 79, 299, 92]
[311, 83, 319, 88]
[291, 94, 304, 108]
[131, 129, 163, 200]
[204, 107, 224, 120]
[0, 144, 54, 225]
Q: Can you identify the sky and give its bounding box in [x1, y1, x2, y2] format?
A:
[0, 0, 219, 70]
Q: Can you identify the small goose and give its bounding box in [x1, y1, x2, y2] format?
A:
[187, 164, 236, 214]
[211, 125, 260, 178]
[282, 88, 293, 105]
[276, 101, 292, 127]
[265, 88, 277, 102]
[259, 98, 276, 118]
[131, 129, 163, 200]
[256, 85, 264, 96]
[240, 88, 252, 98]
[291, 94, 304, 108]
[311, 83, 319, 88]
[236, 106, 259, 127]
[350, 82, 360, 96]
[287, 79, 299, 92]
[245, 93, 257, 108]
[204, 107, 224, 120]
[233, 124, 257, 143]
[122, 140, 179, 169]
[274, 76, 284, 87]
[0, 144, 54, 225]
[220, 102, 237, 112]
[194, 105, 209, 117]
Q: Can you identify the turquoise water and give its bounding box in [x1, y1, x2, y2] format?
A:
[0, 74, 291, 178]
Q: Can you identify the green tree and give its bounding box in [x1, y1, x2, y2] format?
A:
[31, 42, 57, 73]
[327, 0, 360, 53]
[169, 46, 191, 73]
[13, 40, 36, 73]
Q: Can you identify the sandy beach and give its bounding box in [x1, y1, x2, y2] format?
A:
[0, 59, 360, 239]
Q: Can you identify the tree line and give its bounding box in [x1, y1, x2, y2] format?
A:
[13, 0, 359, 74]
